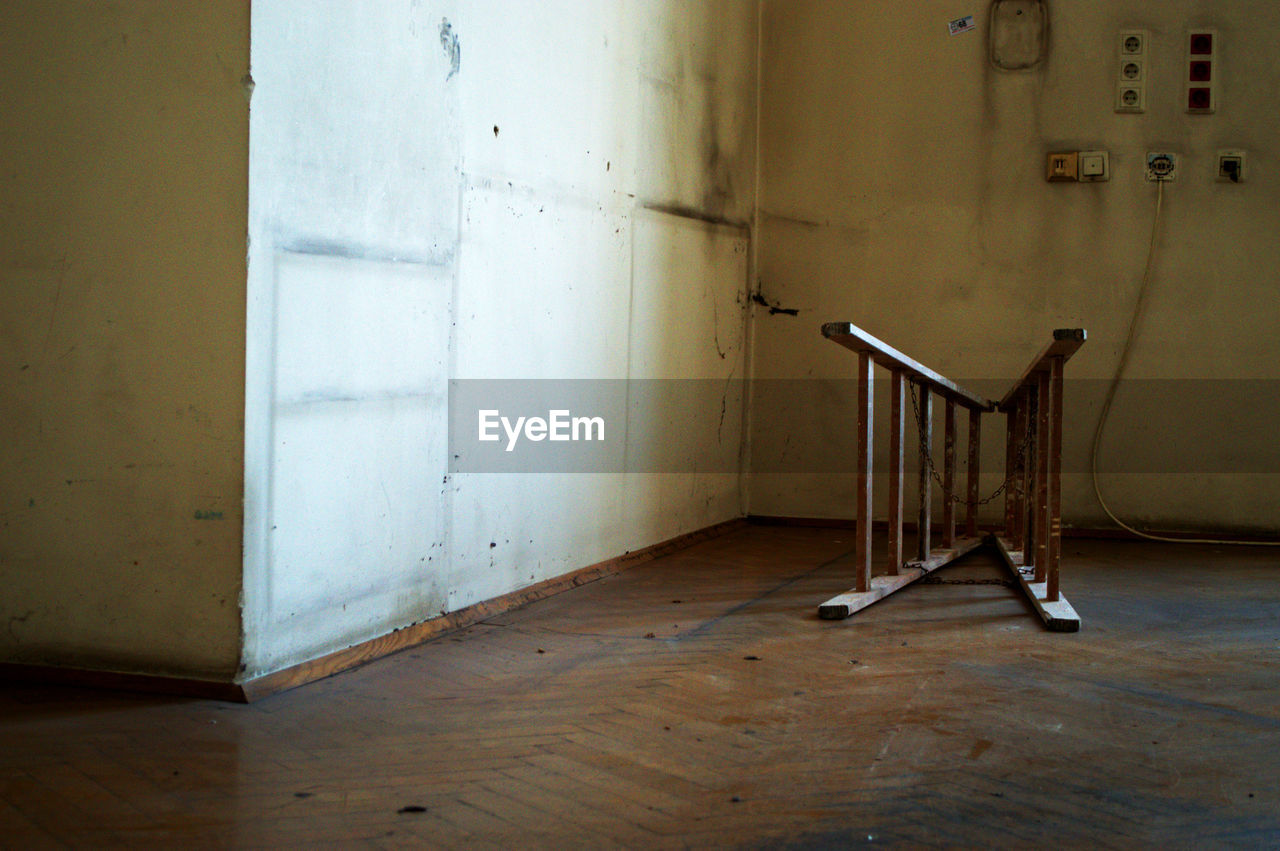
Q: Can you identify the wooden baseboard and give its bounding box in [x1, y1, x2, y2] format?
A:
[240, 517, 747, 701]
[1, 518, 748, 703]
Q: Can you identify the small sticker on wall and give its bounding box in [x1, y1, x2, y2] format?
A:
[949, 15, 976, 35]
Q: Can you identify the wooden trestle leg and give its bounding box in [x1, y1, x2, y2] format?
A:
[916, 384, 932, 563]
[887, 370, 905, 577]
[854, 352, 873, 594]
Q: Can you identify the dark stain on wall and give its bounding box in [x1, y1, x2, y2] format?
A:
[642, 201, 749, 230]
[700, 95, 736, 221]
[440, 18, 460, 80]
[750, 292, 799, 317]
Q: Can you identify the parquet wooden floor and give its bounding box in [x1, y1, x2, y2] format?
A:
[3, 526, 1280, 848]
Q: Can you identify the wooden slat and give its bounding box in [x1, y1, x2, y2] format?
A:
[822, 322, 993, 411]
[818, 536, 986, 620]
[997, 328, 1087, 410]
[942, 399, 957, 548]
[1003, 403, 1017, 537]
[916, 383, 933, 562]
[887, 370, 905, 576]
[1047, 356, 1065, 602]
[966, 407, 981, 538]
[1021, 389, 1036, 568]
[854, 351, 874, 593]
[992, 536, 1081, 632]
[1035, 370, 1051, 583]
[1010, 395, 1028, 550]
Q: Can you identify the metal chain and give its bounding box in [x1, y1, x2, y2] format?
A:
[907, 383, 1033, 508]
[917, 577, 1018, 587]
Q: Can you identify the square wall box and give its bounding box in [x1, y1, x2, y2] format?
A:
[1217, 149, 1246, 183]
[1079, 150, 1110, 182]
[1046, 151, 1079, 182]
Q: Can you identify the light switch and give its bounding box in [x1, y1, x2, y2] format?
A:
[1079, 150, 1110, 182]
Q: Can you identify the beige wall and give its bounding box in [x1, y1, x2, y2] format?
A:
[751, 0, 1280, 535]
[8, 0, 1278, 683]
[0, 2, 250, 677]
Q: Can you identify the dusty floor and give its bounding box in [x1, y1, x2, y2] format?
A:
[2, 526, 1279, 848]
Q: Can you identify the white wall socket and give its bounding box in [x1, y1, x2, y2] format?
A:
[1146, 152, 1178, 182]
[1116, 29, 1150, 114]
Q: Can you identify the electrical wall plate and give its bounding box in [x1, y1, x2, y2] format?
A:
[1120, 29, 1148, 56]
[1186, 28, 1217, 114]
[1217, 149, 1246, 183]
[1079, 150, 1110, 182]
[1116, 29, 1150, 113]
[1146, 152, 1178, 182]
[1116, 83, 1146, 112]
[990, 0, 1049, 70]
[1046, 151, 1079, 182]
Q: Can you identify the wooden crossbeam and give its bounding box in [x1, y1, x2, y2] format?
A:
[992, 535, 1080, 632]
[818, 536, 986, 620]
[996, 329, 1087, 411]
[822, 323, 993, 411]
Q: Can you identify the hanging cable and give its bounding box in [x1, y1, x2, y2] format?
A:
[1090, 180, 1280, 546]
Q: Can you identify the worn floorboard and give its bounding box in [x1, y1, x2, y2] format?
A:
[2, 527, 1279, 847]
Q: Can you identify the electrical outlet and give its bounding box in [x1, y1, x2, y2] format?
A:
[1116, 83, 1146, 112]
[1046, 151, 1079, 182]
[1120, 30, 1147, 55]
[1146, 152, 1178, 182]
[1116, 29, 1149, 114]
[1217, 149, 1246, 183]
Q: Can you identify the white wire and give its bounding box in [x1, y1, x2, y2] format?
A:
[1089, 179, 1280, 546]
